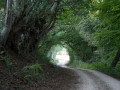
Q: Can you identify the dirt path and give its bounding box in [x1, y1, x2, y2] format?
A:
[38, 67, 120, 90]
[70, 68, 120, 90]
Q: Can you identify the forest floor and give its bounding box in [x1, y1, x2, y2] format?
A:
[0, 61, 78, 90]
[0, 54, 78, 90]
[0, 54, 120, 90]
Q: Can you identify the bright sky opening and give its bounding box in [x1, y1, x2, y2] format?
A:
[55, 48, 70, 66]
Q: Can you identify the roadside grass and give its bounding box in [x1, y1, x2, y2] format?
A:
[92, 61, 120, 79]
[70, 61, 120, 79]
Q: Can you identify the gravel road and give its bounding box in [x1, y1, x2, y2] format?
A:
[72, 68, 120, 90]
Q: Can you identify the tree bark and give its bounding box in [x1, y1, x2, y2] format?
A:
[0, 0, 13, 45]
[111, 48, 120, 67]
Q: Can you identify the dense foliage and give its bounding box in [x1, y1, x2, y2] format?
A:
[38, 0, 120, 77]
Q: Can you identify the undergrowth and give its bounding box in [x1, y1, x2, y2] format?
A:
[0, 51, 13, 68]
[22, 63, 44, 83]
[92, 61, 120, 79]
[70, 60, 120, 79]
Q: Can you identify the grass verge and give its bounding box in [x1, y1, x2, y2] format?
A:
[69, 61, 120, 79]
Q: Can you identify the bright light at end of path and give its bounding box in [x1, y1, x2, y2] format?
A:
[55, 48, 70, 66]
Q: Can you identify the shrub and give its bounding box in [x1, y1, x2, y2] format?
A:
[70, 60, 120, 79]
[92, 61, 120, 78]
[0, 55, 13, 68]
[23, 63, 44, 82]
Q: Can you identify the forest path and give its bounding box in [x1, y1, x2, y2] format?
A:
[69, 68, 120, 90]
[22, 66, 120, 90]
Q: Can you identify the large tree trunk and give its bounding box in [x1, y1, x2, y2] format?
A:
[0, 0, 13, 45]
[0, 0, 61, 54]
[111, 48, 120, 67]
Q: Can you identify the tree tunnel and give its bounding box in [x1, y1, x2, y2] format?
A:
[38, 24, 97, 66]
[39, 38, 96, 67]
[0, 0, 97, 66]
[0, 3, 120, 90]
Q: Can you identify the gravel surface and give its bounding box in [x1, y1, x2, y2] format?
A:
[72, 68, 120, 90]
